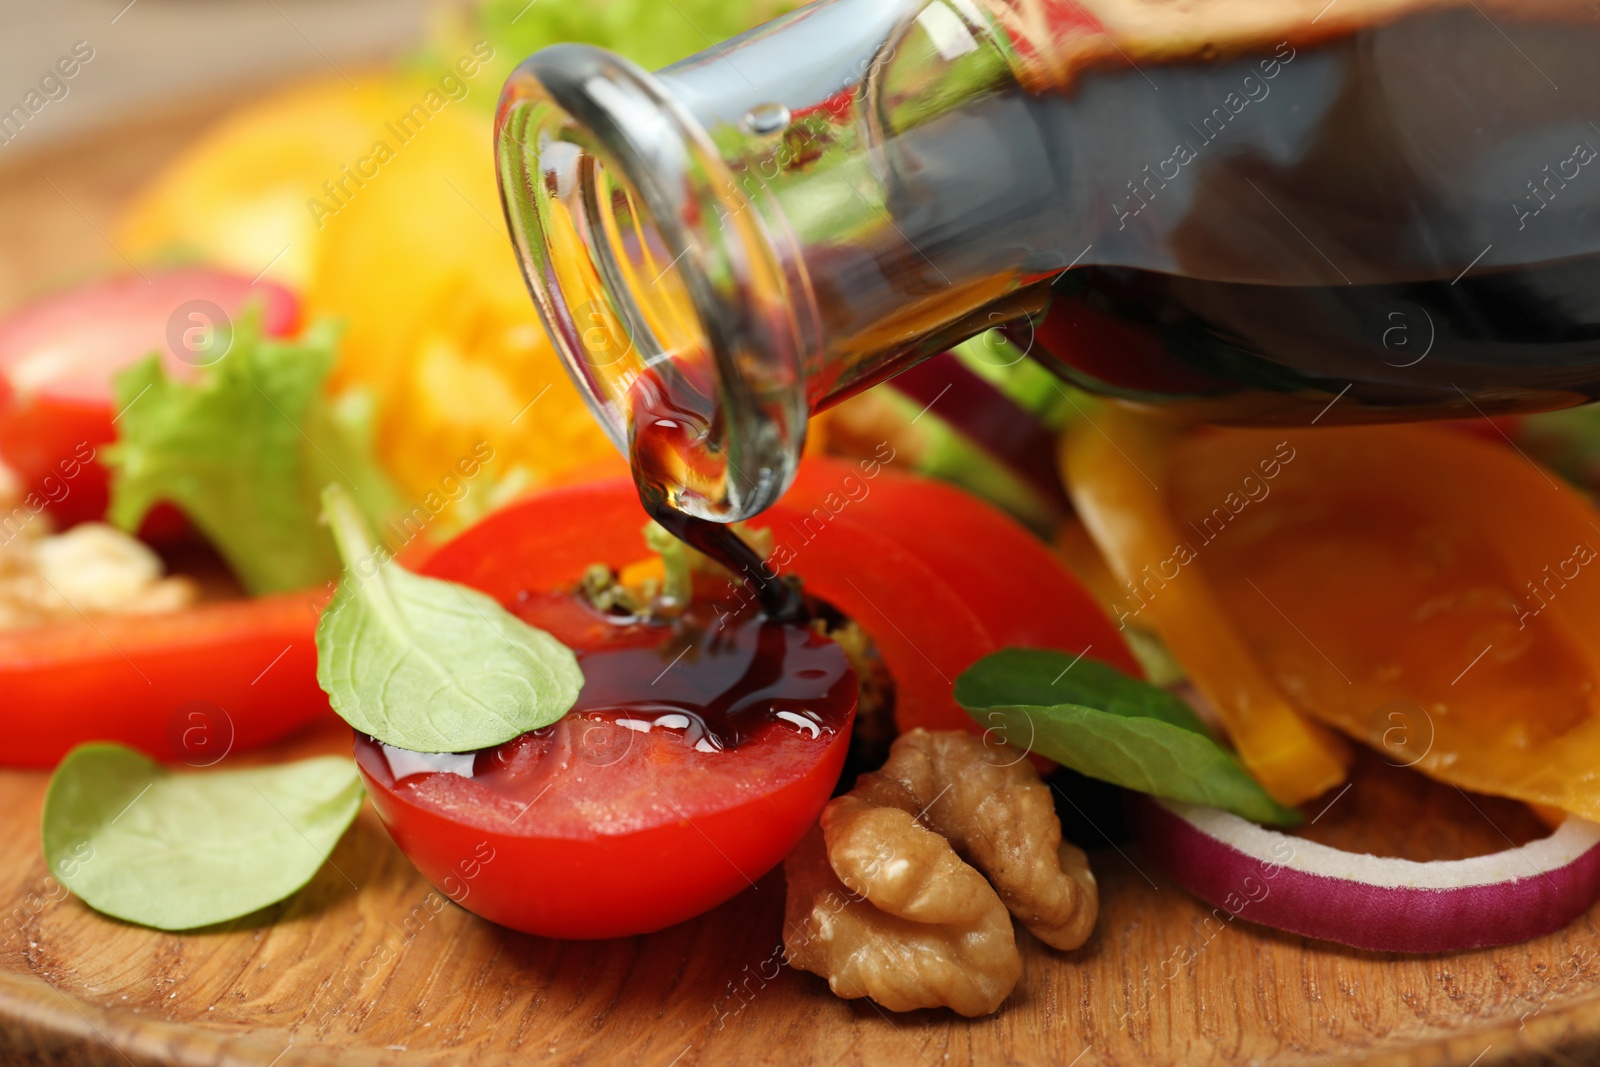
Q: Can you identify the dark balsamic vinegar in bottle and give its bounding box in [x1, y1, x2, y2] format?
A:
[496, 0, 1600, 527]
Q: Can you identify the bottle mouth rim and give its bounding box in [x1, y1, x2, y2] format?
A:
[494, 44, 811, 522]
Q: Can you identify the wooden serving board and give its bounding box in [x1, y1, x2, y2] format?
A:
[5, 84, 1600, 1067]
[4, 719, 1600, 1067]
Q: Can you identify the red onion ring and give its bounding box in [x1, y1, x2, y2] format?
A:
[1130, 794, 1600, 953]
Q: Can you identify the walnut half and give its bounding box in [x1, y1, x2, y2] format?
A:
[783, 729, 1098, 1016]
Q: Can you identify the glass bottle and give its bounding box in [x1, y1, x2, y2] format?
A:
[495, 0, 1600, 522]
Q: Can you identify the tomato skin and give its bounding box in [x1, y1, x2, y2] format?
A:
[0, 269, 299, 531]
[355, 722, 849, 939]
[1, 592, 329, 767]
[784, 458, 1139, 733]
[420, 479, 654, 593]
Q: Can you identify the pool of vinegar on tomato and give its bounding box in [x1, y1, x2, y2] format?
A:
[352, 589, 856, 837]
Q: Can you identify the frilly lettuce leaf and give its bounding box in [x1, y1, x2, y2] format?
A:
[105, 313, 404, 595]
[422, 0, 793, 108]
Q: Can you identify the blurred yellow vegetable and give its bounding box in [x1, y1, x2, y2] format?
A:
[120, 60, 618, 522]
[306, 83, 614, 513]
[118, 75, 427, 290]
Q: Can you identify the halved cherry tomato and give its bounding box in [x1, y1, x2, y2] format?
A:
[354, 594, 856, 940]
[0, 269, 299, 531]
[3, 591, 328, 767]
[356, 464, 1132, 937]
[362, 481, 859, 938]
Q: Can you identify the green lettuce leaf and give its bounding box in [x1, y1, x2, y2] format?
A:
[1518, 406, 1600, 495]
[422, 0, 793, 112]
[42, 743, 363, 931]
[105, 314, 404, 595]
[479, 0, 770, 71]
[955, 648, 1301, 826]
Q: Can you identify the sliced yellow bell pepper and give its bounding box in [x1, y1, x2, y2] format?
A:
[1068, 409, 1600, 821]
[1062, 407, 1349, 806]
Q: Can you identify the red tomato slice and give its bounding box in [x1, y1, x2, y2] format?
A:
[357, 466, 1131, 937]
[2, 592, 328, 768]
[0, 269, 299, 531]
[783, 457, 1139, 732]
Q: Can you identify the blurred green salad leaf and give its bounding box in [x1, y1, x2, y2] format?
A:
[106, 312, 404, 595]
[42, 743, 363, 931]
[956, 648, 1301, 826]
[316, 484, 584, 753]
[951, 332, 1077, 430]
[1518, 407, 1600, 496]
[425, 0, 793, 105]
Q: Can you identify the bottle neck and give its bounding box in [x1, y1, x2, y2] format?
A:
[495, 0, 1041, 522]
[652, 0, 1059, 406]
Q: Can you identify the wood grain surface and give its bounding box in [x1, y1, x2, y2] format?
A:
[4, 87, 1600, 1067]
[0, 85, 262, 314]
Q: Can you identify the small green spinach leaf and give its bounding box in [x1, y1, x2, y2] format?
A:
[315, 484, 584, 753]
[41, 743, 363, 931]
[956, 648, 1301, 826]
